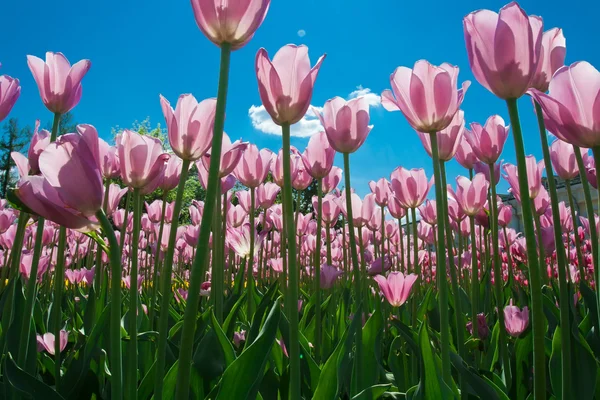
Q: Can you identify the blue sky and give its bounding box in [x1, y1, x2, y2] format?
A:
[2, 0, 599, 197]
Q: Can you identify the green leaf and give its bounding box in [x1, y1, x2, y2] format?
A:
[5, 352, 66, 400]
[213, 297, 281, 400]
[449, 352, 505, 400]
[245, 281, 278, 347]
[414, 322, 453, 400]
[223, 291, 247, 339]
[352, 383, 393, 400]
[362, 309, 384, 389]
[515, 333, 533, 400]
[313, 303, 362, 399]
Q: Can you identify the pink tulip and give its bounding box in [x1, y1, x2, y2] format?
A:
[256, 182, 280, 209]
[466, 314, 490, 340]
[502, 157, 544, 202]
[227, 205, 247, 228]
[98, 138, 120, 179]
[190, 0, 270, 50]
[549, 139, 579, 180]
[339, 192, 376, 227]
[0, 73, 21, 122]
[27, 52, 91, 113]
[381, 60, 469, 133]
[37, 331, 69, 355]
[236, 190, 256, 213]
[201, 133, 248, 177]
[418, 200, 437, 226]
[314, 97, 372, 154]
[390, 167, 431, 209]
[106, 184, 128, 217]
[454, 173, 489, 217]
[145, 200, 164, 223]
[159, 156, 184, 192]
[117, 129, 170, 194]
[319, 194, 341, 225]
[292, 161, 313, 190]
[373, 272, 418, 307]
[558, 202, 573, 232]
[20, 252, 50, 282]
[473, 161, 501, 185]
[234, 144, 272, 188]
[530, 28, 566, 92]
[466, 115, 509, 164]
[387, 196, 406, 220]
[160, 94, 215, 161]
[322, 166, 342, 194]
[271, 148, 298, 187]
[226, 223, 266, 258]
[532, 187, 550, 216]
[12, 121, 50, 177]
[233, 330, 246, 347]
[454, 137, 480, 170]
[504, 299, 529, 337]
[0, 209, 16, 233]
[320, 264, 343, 289]
[368, 178, 392, 207]
[498, 204, 513, 228]
[416, 110, 465, 161]
[463, 2, 543, 99]
[367, 256, 391, 277]
[255, 44, 325, 125]
[301, 131, 335, 178]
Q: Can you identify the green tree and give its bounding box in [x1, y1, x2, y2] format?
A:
[0, 118, 32, 197]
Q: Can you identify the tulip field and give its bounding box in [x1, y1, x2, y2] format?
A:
[2, 0, 600, 399]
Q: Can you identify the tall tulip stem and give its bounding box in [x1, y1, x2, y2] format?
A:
[506, 98, 546, 400]
[574, 147, 598, 272]
[127, 188, 141, 400]
[52, 227, 67, 391]
[175, 43, 231, 400]
[315, 178, 323, 362]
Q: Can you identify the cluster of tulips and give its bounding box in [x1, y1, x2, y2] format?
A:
[1, 0, 600, 399]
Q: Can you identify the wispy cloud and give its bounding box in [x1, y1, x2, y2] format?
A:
[349, 85, 381, 107]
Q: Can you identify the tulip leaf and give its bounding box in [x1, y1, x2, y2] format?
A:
[351, 383, 392, 400]
[413, 322, 453, 400]
[5, 352, 66, 400]
[515, 333, 533, 400]
[449, 352, 505, 400]
[223, 291, 246, 338]
[362, 309, 384, 389]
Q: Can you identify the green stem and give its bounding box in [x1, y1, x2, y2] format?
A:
[488, 163, 507, 375]
[52, 227, 67, 391]
[96, 210, 123, 400]
[150, 192, 168, 332]
[154, 159, 190, 399]
[565, 180, 586, 280]
[246, 187, 256, 320]
[119, 191, 132, 255]
[343, 152, 363, 392]
[429, 132, 451, 382]
[49, 112, 61, 142]
[127, 188, 141, 400]
[175, 43, 231, 400]
[574, 147, 598, 273]
[506, 98, 546, 400]
[315, 178, 323, 363]
[591, 148, 600, 336]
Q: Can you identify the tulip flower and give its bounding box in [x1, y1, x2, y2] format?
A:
[256, 182, 280, 209]
[368, 178, 392, 207]
[320, 264, 344, 289]
[27, 52, 91, 114]
[322, 166, 342, 194]
[105, 184, 128, 217]
[390, 167, 431, 209]
[255, 44, 325, 125]
[504, 300, 530, 337]
[454, 174, 489, 217]
[226, 223, 266, 258]
[549, 139, 580, 180]
[98, 138, 120, 179]
[301, 131, 336, 179]
[466, 115, 510, 164]
[36, 331, 69, 355]
[234, 144, 272, 188]
[190, 0, 271, 50]
[463, 2, 543, 99]
[314, 97, 372, 154]
[373, 272, 418, 307]
[530, 28, 566, 93]
[416, 110, 465, 161]
[382, 60, 469, 133]
[159, 156, 184, 192]
[201, 133, 248, 177]
[0, 73, 21, 122]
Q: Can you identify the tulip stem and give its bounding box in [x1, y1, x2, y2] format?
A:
[49, 112, 61, 142]
[592, 148, 600, 335]
[343, 151, 364, 393]
[565, 180, 586, 279]
[574, 147, 598, 273]
[127, 188, 141, 400]
[154, 159, 190, 399]
[52, 227, 67, 391]
[96, 209, 123, 400]
[149, 192, 168, 332]
[246, 186, 256, 320]
[315, 178, 323, 363]
[488, 163, 507, 376]
[429, 132, 451, 383]
[18, 217, 45, 371]
[213, 180, 224, 321]
[506, 98, 546, 400]
[175, 42, 231, 400]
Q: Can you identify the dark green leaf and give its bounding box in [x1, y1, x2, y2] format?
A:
[5, 352, 66, 400]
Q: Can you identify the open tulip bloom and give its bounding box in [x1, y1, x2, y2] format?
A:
[3, 1, 600, 400]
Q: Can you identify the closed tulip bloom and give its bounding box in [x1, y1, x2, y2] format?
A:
[105, 184, 128, 217]
[322, 166, 342, 194]
[234, 144, 272, 188]
[387, 196, 406, 220]
[454, 137, 480, 170]
[271, 149, 297, 187]
[256, 182, 280, 209]
[23, 120, 50, 176]
[467, 115, 510, 164]
[201, 133, 248, 177]
[190, 0, 270, 50]
[502, 157, 544, 201]
[292, 161, 313, 190]
[27, 52, 91, 114]
[418, 200, 437, 226]
[227, 204, 247, 228]
[416, 110, 465, 161]
[98, 138, 120, 179]
[373, 272, 418, 307]
[382, 60, 469, 133]
[473, 161, 501, 185]
[454, 173, 489, 216]
[145, 200, 164, 223]
[117, 129, 170, 193]
[301, 131, 335, 178]
[0, 73, 21, 122]
[504, 299, 530, 337]
[530, 28, 566, 92]
[463, 2, 543, 99]
[255, 44, 325, 125]
[498, 204, 513, 228]
[549, 139, 579, 180]
[390, 167, 431, 209]
[339, 192, 376, 228]
[530, 62, 600, 148]
[369, 178, 392, 207]
[315, 96, 372, 153]
[236, 190, 256, 213]
[36, 331, 69, 355]
[319, 194, 341, 225]
[321, 264, 344, 289]
[160, 94, 215, 161]
[159, 156, 184, 192]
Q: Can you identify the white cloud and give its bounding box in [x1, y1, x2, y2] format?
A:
[248, 85, 380, 138]
[248, 105, 323, 138]
[297, 29, 306, 37]
[349, 85, 381, 107]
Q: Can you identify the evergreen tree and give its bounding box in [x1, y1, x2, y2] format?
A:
[0, 118, 32, 197]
